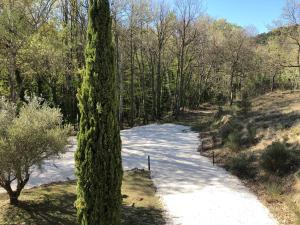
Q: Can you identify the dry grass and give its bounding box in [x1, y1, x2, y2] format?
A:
[0, 170, 165, 225]
[174, 90, 300, 225]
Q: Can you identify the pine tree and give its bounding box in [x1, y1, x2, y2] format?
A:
[75, 0, 123, 224]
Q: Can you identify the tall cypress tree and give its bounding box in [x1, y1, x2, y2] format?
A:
[75, 0, 122, 224]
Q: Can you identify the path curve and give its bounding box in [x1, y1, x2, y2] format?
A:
[0, 124, 278, 225]
[122, 124, 277, 225]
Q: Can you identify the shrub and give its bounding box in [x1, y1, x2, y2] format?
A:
[219, 117, 242, 140]
[247, 124, 256, 143]
[225, 153, 257, 179]
[214, 92, 227, 106]
[261, 142, 296, 176]
[237, 92, 251, 116]
[0, 98, 70, 205]
[225, 131, 242, 152]
[214, 106, 224, 119]
[242, 123, 257, 145]
[266, 182, 283, 197]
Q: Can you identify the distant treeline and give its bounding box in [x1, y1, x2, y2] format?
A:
[0, 0, 299, 126]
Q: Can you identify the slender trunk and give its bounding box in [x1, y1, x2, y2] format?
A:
[178, 42, 185, 114]
[271, 74, 276, 92]
[130, 25, 134, 127]
[140, 49, 147, 124]
[297, 45, 300, 80]
[150, 54, 156, 120]
[156, 50, 162, 119]
[174, 54, 180, 118]
[115, 21, 124, 129]
[230, 72, 234, 106]
[177, 24, 186, 116]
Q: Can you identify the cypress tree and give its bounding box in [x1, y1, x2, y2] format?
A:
[75, 0, 122, 224]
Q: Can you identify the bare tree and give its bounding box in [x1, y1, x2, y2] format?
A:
[174, 0, 202, 116]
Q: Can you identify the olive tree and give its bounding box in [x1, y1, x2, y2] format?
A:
[0, 98, 70, 205]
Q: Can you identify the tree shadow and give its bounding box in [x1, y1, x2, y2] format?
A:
[3, 191, 77, 225]
[2, 179, 165, 225]
[121, 205, 165, 225]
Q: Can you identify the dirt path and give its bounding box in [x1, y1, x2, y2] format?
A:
[122, 124, 278, 225]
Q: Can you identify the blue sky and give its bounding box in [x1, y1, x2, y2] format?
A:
[204, 0, 286, 33]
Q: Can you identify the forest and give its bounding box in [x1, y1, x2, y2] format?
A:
[1, 0, 300, 126]
[1, 1, 300, 225]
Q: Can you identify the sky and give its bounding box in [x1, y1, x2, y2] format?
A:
[204, 0, 286, 33]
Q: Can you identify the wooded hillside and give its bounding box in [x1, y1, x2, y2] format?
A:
[1, 0, 300, 126]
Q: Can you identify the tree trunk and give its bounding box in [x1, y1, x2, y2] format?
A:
[229, 69, 235, 106]
[130, 23, 135, 127]
[156, 50, 162, 119]
[9, 191, 20, 205]
[3, 183, 20, 205]
[114, 18, 124, 129]
[271, 74, 276, 92]
[297, 45, 300, 81]
[150, 54, 157, 120]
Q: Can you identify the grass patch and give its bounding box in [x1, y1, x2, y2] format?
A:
[0, 170, 165, 225]
[265, 182, 284, 198]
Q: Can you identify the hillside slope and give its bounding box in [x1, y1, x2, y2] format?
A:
[175, 91, 300, 225]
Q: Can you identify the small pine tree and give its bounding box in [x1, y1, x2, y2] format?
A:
[75, 0, 123, 224]
[237, 92, 251, 116]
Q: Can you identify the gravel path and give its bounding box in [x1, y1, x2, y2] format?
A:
[0, 123, 278, 225]
[122, 124, 278, 225]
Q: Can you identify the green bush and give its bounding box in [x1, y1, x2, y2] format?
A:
[225, 153, 257, 179]
[225, 131, 242, 152]
[243, 123, 257, 145]
[261, 142, 297, 176]
[214, 106, 224, 119]
[237, 92, 251, 116]
[219, 119, 243, 140]
[214, 92, 227, 106]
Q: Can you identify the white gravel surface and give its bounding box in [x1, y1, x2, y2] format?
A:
[0, 123, 278, 225]
[122, 124, 278, 225]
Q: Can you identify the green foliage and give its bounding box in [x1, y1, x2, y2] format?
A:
[224, 153, 257, 179]
[260, 142, 298, 176]
[237, 92, 251, 116]
[265, 182, 283, 197]
[225, 131, 242, 152]
[0, 97, 69, 204]
[1, 0, 299, 126]
[244, 123, 257, 145]
[219, 118, 243, 140]
[247, 124, 256, 142]
[214, 93, 227, 106]
[75, 1, 123, 224]
[214, 106, 224, 119]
